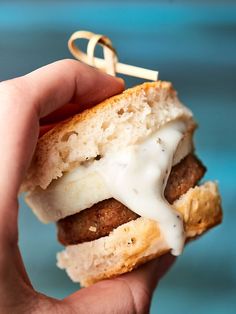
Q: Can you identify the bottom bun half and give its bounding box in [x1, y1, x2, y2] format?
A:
[57, 181, 222, 287]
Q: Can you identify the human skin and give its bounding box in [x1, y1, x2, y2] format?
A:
[0, 59, 174, 314]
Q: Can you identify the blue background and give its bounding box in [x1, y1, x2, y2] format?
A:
[0, 1, 235, 313]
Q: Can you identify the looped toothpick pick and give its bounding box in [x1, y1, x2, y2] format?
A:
[68, 30, 158, 81]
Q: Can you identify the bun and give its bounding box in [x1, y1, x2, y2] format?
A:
[22, 81, 194, 191]
[57, 182, 222, 287]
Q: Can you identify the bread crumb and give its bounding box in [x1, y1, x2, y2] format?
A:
[89, 226, 97, 232]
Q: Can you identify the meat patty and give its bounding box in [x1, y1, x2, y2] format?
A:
[57, 154, 206, 245]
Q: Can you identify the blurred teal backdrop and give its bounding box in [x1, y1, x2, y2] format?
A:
[0, 1, 235, 313]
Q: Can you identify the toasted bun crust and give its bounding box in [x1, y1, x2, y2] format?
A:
[22, 81, 194, 191]
[57, 182, 222, 287]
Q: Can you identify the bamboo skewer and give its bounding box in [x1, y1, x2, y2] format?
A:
[68, 30, 158, 81]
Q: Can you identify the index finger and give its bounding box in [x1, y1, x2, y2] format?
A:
[24, 59, 125, 119]
[0, 59, 124, 237]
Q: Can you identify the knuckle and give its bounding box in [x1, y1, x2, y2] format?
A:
[113, 278, 152, 314]
[0, 77, 28, 103]
[0, 77, 37, 119]
[58, 58, 83, 69]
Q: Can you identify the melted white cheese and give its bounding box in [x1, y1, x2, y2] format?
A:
[95, 120, 187, 255]
[27, 119, 191, 255]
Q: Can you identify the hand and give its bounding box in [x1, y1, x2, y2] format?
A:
[0, 59, 175, 314]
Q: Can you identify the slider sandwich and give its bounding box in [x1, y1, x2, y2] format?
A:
[23, 81, 222, 287]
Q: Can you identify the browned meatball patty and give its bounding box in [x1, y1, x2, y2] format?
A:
[57, 154, 206, 245]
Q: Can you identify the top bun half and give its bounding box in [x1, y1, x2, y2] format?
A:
[22, 81, 194, 191]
